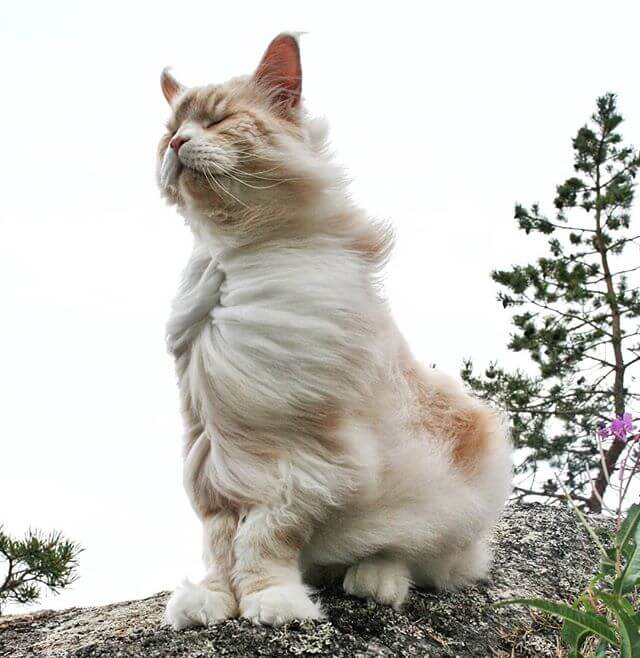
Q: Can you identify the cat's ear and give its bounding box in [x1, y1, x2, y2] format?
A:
[161, 68, 184, 105]
[254, 34, 302, 117]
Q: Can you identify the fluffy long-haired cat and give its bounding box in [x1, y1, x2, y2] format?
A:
[157, 34, 512, 629]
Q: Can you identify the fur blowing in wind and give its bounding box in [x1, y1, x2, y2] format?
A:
[156, 33, 512, 629]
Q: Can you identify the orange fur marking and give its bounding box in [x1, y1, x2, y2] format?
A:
[448, 405, 492, 475]
[404, 367, 492, 475]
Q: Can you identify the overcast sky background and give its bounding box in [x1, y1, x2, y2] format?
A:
[2, 0, 640, 613]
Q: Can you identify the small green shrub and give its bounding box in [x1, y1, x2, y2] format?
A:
[0, 526, 82, 614]
[498, 504, 640, 657]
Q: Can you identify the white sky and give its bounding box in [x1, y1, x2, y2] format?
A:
[2, 0, 640, 613]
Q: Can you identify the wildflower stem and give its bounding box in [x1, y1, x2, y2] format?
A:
[556, 476, 609, 559]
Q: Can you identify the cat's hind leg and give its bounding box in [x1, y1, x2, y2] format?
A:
[342, 558, 412, 609]
[411, 537, 491, 592]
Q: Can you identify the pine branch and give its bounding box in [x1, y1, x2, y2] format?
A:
[592, 265, 640, 283]
[0, 557, 13, 594]
[512, 486, 591, 505]
[522, 294, 613, 338]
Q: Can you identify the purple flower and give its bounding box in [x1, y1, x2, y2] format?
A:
[596, 421, 611, 440]
[610, 413, 635, 441]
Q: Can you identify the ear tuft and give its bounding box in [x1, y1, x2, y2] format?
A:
[254, 34, 302, 116]
[161, 68, 184, 105]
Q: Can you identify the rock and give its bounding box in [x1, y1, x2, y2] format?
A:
[0, 503, 611, 658]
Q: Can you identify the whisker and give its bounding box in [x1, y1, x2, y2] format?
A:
[223, 168, 289, 190]
[204, 167, 249, 208]
[232, 166, 289, 180]
[232, 162, 284, 175]
[201, 168, 224, 200]
[201, 167, 227, 199]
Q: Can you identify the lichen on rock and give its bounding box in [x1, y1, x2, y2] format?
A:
[0, 503, 610, 658]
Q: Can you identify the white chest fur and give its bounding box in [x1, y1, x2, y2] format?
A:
[167, 239, 387, 439]
[166, 249, 224, 358]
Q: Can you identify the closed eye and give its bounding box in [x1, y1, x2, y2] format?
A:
[205, 115, 230, 129]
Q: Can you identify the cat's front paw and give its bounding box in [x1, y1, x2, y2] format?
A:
[240, 584, 322, 626]
[343, 559, 411, 609]
[165, 579, 237, 630]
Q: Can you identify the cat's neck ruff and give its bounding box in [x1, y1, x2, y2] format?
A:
[168, 227, 373, 348]
[166, 220, 388, 429]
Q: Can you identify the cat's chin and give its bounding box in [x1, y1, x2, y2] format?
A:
[160, 153, 215, 194]
[181, 169, 213, 195]
[177, 170, 233, 215]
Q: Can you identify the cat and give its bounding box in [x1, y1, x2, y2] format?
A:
[157, 33, 512, 629]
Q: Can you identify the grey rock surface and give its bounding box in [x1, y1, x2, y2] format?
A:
[0, 503, 609, 657]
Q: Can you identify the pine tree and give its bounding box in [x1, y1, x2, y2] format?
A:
[463, 93, 640, 512]
[0, 527, 82, 614]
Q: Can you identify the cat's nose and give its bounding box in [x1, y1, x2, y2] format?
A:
[170, 135, 190, 153]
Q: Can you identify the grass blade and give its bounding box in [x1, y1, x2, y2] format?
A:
[496, 598, 619, 647]
[617, 504, 640, 551]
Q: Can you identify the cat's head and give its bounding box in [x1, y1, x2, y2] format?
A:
[157, 34, 339, 244]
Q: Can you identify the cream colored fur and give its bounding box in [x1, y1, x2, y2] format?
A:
[157, 34, 512, 629]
